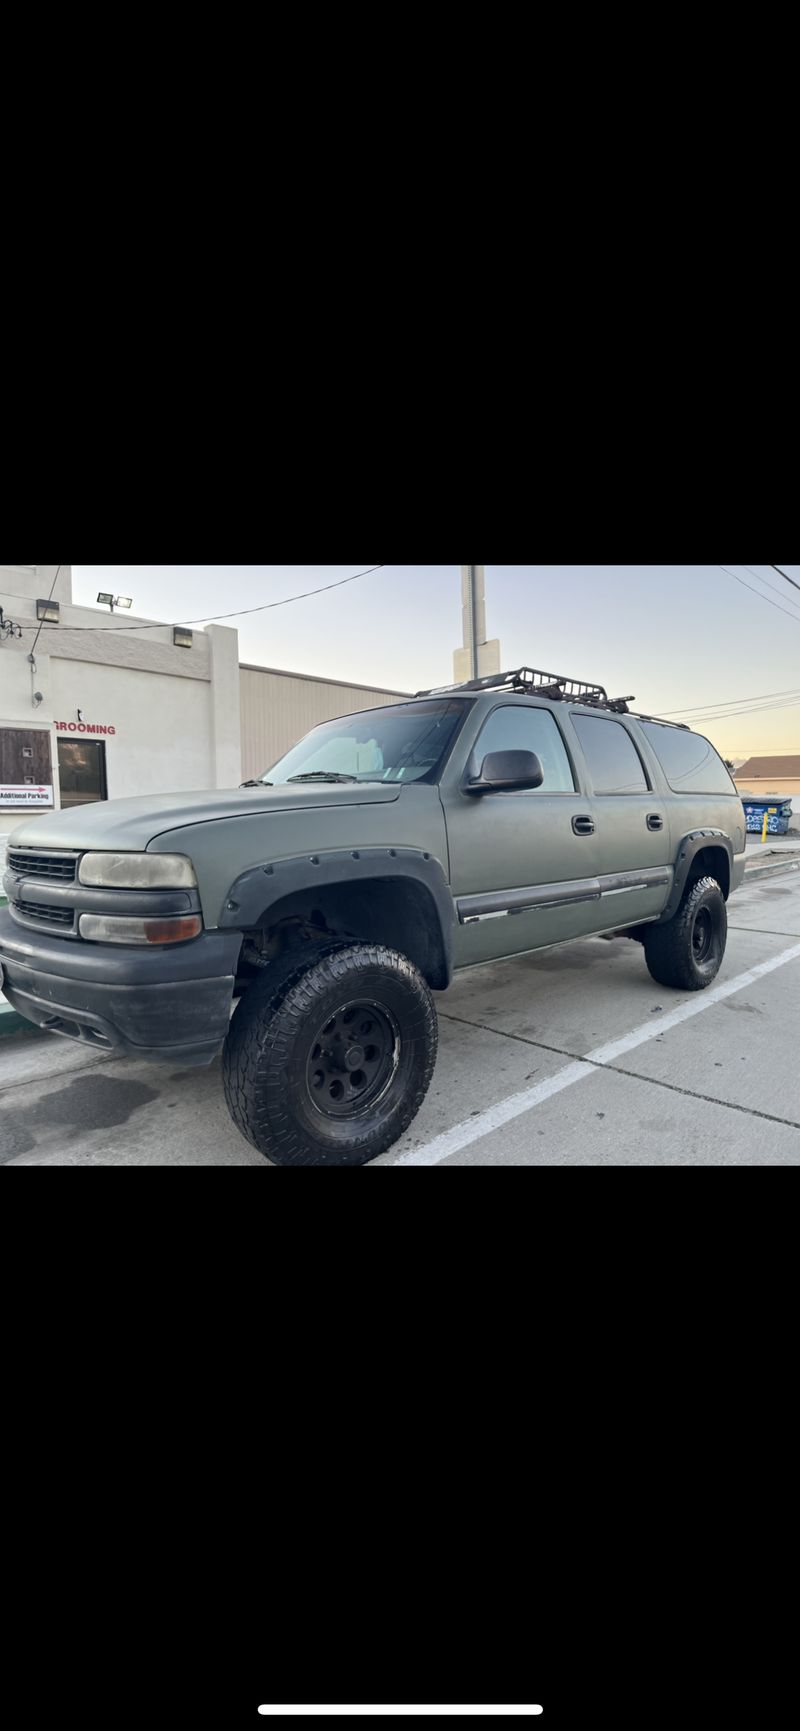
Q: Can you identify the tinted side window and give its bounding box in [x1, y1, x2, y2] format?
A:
[639, 722, 736, 794]
[475, 706, 576, 792]
[571, 715, 648, 794]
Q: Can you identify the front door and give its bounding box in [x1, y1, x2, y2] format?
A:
[57, 738, 108, 810]
[441, 702, 602, 967]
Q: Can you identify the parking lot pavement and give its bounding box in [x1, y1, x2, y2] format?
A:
[3, 870, 800, 1167]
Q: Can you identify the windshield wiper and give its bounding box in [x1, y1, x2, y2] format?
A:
[240, 780, 271, 788]
[287, 772, 359, 784]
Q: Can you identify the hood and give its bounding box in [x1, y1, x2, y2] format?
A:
[8, 782, 402, 854]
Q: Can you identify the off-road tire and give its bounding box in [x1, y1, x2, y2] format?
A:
[222, 942, 438, 1166]
[643, 876, 727, 991]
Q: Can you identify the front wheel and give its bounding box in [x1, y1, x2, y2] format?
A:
[643, 876, 727, 991]
[222, 943, 438, 1166]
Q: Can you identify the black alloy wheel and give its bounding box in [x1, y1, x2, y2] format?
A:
[305, 1001, 400, 1117]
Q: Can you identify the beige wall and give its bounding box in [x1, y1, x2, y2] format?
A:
[1, 564, 241, 864]
[240, 665, 410, 782]
[734, 778, 800, 796]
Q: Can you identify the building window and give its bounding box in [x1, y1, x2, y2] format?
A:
[57, 738, 108, 808]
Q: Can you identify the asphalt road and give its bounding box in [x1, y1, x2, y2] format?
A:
[2, 866, 800, 1166]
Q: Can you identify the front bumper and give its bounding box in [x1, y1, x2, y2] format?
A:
[0, 909, 242, 1066]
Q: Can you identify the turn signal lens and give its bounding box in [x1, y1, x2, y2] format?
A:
[79, 914, 203, 945]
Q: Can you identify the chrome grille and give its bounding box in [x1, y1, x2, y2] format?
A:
[7, 849, 78, 883]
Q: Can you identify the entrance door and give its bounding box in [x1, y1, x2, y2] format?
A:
[441, 701, 602, 967]
[57, 738, 108, 809]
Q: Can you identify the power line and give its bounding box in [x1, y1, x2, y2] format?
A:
[661, 684, 800, 716]
[681, 694, 800, 719]
[771, 563, 800, 595]
[11, 565, 387, 632]
[739, 565, 800, 612]
[29, 565, 61, 656]
[679, 695, 800, 724]
[717, 564, 800, 627]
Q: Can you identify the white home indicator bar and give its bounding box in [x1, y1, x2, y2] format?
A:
[258, 1711, 543, 1718]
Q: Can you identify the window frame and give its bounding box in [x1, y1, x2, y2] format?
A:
[568, 710, 653, 796]
[56, 736, 109, 808]
[467, 701, 580, 795]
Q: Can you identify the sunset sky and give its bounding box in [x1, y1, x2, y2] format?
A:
[71, 565, 800, 761]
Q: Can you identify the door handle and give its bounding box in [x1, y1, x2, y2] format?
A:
[572, 815, 595, 836]
[646, 813, 664, 831]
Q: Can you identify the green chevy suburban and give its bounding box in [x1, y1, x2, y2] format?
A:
[0, 666, 746, 1165]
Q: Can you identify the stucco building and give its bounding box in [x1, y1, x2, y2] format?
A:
[1, 564, 408, 867]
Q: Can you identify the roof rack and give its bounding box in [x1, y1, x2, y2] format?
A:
[415, 666, 694, 729]
[416, 666, 636, 713]
[632, 712, 691, 732]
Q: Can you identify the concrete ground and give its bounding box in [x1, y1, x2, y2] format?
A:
[2, 867, 800, 1166]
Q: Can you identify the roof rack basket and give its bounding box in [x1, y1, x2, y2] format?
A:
[416, 666, 636, 713]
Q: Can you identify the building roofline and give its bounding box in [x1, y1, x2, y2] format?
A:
[239, 662, 411, 698]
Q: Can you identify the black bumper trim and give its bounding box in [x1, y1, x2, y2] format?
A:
[0, 909, 242, 1066]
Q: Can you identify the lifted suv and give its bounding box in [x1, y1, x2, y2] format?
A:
[0, 666, 746, 1165]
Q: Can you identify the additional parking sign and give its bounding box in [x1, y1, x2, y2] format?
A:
[0, 785, 53, 806]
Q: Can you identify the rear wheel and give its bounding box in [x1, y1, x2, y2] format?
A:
[643, 876, 727, 991]
[222, 942, 438, 1166]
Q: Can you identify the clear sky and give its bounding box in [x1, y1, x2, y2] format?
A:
[71, 565, 800, 761]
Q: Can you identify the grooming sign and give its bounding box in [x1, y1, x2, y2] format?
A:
[54, 720, 116, 735]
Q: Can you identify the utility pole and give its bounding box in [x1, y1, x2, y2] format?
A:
[454, 565, 501, 684]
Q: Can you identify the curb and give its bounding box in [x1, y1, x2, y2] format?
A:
[0, 1007, 38, 1039]
[743, 858, 800, 885]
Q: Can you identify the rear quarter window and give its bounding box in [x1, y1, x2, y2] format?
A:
[639, 722, 736, 794]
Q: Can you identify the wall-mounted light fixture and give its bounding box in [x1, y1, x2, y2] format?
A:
[36, 598, 60, 623]
[173, 627, 194, 649]
[97, 593, 133, 613]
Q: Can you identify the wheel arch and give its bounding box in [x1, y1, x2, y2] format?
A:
[219, 846, 455, 990]
[659, 829, 733, 922]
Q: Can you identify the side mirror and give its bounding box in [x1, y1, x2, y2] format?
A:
[465, 749, 545, 795]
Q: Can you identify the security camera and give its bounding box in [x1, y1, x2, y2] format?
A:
[33, 692, 43, 705]
[77, 709, 85, 722]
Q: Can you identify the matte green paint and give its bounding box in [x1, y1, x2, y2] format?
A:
[6, 693, 746, 968]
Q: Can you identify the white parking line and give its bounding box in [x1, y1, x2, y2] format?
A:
[391, 939, 800, 1166]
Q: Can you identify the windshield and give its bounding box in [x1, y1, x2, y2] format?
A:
[259, 699, 468, 786]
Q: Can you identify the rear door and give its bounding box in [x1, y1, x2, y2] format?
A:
[440, 700, 602, 966]
[567, 711, 671, 926]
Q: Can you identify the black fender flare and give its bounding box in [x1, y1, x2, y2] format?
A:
[659, 829, 734, 922]
[218, 845, 456, 986]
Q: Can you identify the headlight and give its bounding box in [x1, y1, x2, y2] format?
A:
[78, 914, 203, 945]
[78, 851, 197, 889]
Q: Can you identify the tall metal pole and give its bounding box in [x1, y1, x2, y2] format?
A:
[455, 565, 499, 685]
[468, 565, 480, 680]
[461, 564, 485, 680]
